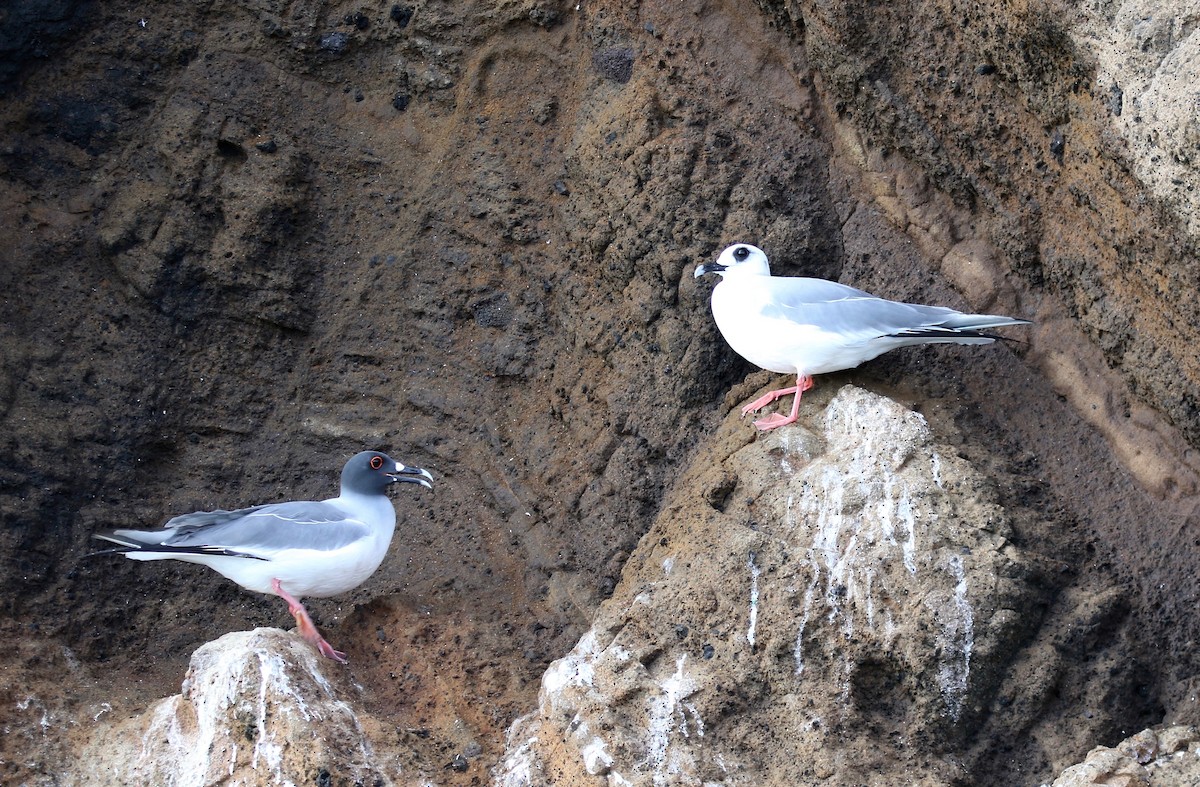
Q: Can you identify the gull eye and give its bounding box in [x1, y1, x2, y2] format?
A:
[369, 455, 384, 470]
[733, 246, 750, 261]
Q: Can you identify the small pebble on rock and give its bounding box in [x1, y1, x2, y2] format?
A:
[391, 5, 413, 28]
[319, 31, 349, 54]
[1050, 129, 1065, 164]
[593, 47, 634, 84]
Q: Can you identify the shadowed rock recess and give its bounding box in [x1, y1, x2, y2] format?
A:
[0, 0, 1197, 784]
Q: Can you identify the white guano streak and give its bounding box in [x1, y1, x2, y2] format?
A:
[746, 551, 761, 649]
[937, 554, 974, 720]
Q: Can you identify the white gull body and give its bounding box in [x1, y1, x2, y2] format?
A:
[694, 243, 1029, 430]
[94, 450, 433, 661]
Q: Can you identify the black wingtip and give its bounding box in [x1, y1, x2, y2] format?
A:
[87, 532, 270, 561]
[889, 327, 994, 340]
[83, 546, 135, 558]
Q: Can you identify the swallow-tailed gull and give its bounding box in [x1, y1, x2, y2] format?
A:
[93, 450, 433, 662]
[695, 243, 1029, 431]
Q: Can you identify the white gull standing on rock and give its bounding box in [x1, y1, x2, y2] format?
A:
[93, 450, 433, 662]
[694, 243, 1030, 431]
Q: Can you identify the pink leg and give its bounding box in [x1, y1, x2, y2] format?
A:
[271, 578, 347, 663]
[741, 384, 803, 416]
[749, 375, 814, 431]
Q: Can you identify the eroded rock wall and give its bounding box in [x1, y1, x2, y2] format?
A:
[1, 0, 1198, 784]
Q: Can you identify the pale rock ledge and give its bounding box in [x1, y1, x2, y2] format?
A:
[83, 628, 387, 787]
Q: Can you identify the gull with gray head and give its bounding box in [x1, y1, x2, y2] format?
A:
[695, 243, 1030, 431]
[93, 450, 433, 662]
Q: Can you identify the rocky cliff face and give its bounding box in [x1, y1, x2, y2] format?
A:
[496, 386, 1056, 784]
[1, 0, 1197, 784]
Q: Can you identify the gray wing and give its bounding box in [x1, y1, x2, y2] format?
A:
[761, 278, 1020, 341]
[100, 501, 370, 558]
[764, 277, 878, 305]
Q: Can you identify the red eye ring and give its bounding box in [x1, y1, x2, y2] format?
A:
[369, 455, 384, 470]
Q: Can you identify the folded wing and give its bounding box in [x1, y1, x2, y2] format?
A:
[760, 278, 1027, 344]
[93, 501, 370, 560]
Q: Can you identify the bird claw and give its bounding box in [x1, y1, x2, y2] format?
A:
[314, 638, 349, 663]
[741, 376, 814, 423]
[753, 413, 798, 431]
[741, 387, 798, 415]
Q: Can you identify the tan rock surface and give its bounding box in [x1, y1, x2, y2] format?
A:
[496, 386, 1042, 785]
[1049, 725, 1200, 787]
[1075, 1, 1200, 238]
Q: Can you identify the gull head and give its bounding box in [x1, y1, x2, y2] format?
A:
[343, 450, 435, 495]
[694, 243, 772, 280]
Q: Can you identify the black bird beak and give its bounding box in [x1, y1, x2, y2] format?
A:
[693, 262, 726, 279]
[389, 463, 434, 491]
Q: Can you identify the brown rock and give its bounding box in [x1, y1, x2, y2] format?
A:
[1, 0, 1200, 784]
[496, 386, 1042, 785]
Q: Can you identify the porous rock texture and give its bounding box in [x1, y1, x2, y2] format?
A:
[1, 0, 1199, 784]
[1050, 725, 1200, 787]
[495, 385, 1046, 785]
